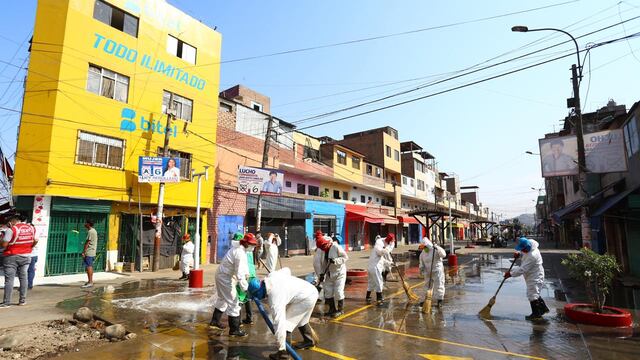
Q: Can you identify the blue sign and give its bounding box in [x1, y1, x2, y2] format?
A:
[138, 156, 182, 183]
[120, 108, 178, 137]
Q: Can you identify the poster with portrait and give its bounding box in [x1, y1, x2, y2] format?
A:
[584, 129, 628, 173]
[138, 156, 182, 183]
[238, 166, 284, 195]
[538, 136, 579, 177]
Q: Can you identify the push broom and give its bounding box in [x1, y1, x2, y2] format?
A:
[421, 242, 438, 314]
[392, 262, 419, 302]
[479, 255, 517, 318]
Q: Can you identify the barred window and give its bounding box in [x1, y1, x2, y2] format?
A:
[158, 148, 192, 179]
[162, 90, 193, 122]
[87, 65, 129, 103]
[76, 131, 124, 169]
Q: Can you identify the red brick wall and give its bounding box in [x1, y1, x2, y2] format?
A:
[208, 187, 247, 263]
[219, 85, 271, 114]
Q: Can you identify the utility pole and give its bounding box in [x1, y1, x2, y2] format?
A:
[192, 166, 209, 270]
[153, 93, 175, 272]
[572, 63, 591, 248]
[392, 180, 398, 245]
[255, 115, 274, 234]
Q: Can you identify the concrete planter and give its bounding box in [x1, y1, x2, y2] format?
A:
[564, 303, 633, 327]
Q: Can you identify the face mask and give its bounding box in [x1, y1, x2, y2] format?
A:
[247, 246, 255, 252]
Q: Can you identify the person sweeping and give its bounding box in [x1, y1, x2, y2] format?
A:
[314, 233, 349, 317]
[504, 236, 550, 321]
[366, 233, 394, 305]
[264, 233, 281, 273]
[419, 238, 446, 308]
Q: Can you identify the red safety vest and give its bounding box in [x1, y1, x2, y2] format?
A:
[3, 223, 36, 256]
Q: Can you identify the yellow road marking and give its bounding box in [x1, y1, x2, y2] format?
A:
[311, 346, 357, 360]
[339, 322, 546, 360]
[419, 354, 473, 360]
[334, 281, 425, 322]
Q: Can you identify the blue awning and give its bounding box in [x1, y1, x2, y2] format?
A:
[591, 186, 639, 217]
[551, 200, 584, 222]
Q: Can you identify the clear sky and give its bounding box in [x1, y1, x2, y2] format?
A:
[2, 0, 640, 217]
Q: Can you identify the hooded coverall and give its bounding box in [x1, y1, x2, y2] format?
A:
[214, 245, 249, 317]
[511, 239, 545, 301]
[419, 240, 447, 301]
[313, 240, 349, 301]
[265, 268, 319, 352]
[367, 237, 393, 293]
[180, 240, 194, 275]
[264, 234, 281, 273]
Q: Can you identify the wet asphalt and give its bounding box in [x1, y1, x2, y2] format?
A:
[55, 254, 640, 360]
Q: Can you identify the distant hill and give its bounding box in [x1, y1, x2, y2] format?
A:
[512, 213, 535, 227]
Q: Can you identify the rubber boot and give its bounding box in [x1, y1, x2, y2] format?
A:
[269, 350, 291, 360]
[525, 301, 542, 321]
[382, 270, 389, 282]
[376, 292, 385, 306]
[228, 316, 248, 337]
[242, 301, 254, 325]
[332, 299, 344, 318]
[538, 298, 550, 315]
[365, 291, 372, 304]
[437, 300, 443, 308]
[293, 323, 315, 350]
[325, 298, 336, 317]
[179, 272, 188, 280]
[209, 308, 226, 330]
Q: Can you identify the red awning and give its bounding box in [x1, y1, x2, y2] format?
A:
[346, 208, 399, 225]
[397, 216, 419, 224]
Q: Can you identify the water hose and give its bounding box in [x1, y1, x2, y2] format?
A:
[252, 297, 302, 360]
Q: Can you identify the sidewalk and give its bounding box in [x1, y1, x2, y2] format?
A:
[1, 244, 418, 329]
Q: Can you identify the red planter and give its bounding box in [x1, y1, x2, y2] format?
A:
[564, 303, 633, 327]
[347, 269, 368, 282]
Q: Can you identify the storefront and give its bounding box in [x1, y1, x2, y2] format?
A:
[305, 200, 345, 248]
[344, 204, 399, 251]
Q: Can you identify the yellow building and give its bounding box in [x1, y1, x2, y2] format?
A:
[13, 0, 221, 278]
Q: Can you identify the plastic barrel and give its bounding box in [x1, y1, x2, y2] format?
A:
[448, 254, 458, 267]
[189, 269, 204, 288]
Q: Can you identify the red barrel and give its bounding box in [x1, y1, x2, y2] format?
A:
[189, 269, 204, 288]
[448, 254, 458, 267]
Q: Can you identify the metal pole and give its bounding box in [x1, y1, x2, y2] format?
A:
[448, 196, 453, 254]
[137, 184, 143, 272]
[153, 93, 174, 272]
[256, 115, 274, 234]
[192, 167, 208, 271]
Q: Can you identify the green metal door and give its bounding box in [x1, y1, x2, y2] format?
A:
[46, 213, 108, 276]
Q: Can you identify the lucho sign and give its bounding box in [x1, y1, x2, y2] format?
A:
[237, 166, 284, 195]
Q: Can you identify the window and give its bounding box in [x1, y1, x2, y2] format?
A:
[158, 148, 192, 179]
[366, 164, 373, 176]
[402, 177, 407, 185]
[308, 185, 320, 196]
[303, 146, 320, 161]
[352, 156, 360, 169]
[93, 0, 138, 37]
[333, 190, 341, 200]
[386, 145, 391, 157]
[220, 102, 233, 113]
[417, 180, 425, 191]
[375, 167, 382, 178]
[336, 150, 347, 165]
[297, 184, 306, 195]
[87, 65, 129, 103]
[360, 195, 366, 203]
[368, 196, 372, 203]
[285, 181, 292, 188]
[394, 150, 400, 161]
[624, 116, 639, 157]
[410, 179, 415, 187]
[251, 101, 263, 112]
[76, 131, 124, 169]
[415, 160, 425, 173]
[342, 191, 349, 201]
[376, 197, 379, 202]
[167, 35, 197, 64]
[162, 91, 193, 122]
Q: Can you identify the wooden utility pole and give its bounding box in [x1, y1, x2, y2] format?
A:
[255, 115, 274, 234]
[153, 93, 174, 272]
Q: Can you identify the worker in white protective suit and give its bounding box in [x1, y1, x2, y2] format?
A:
[314, 234, 349, 317]
[367, 233, 395, 305]
[504, 236, 550, 320]
[419, 237, 447, 307]
[209, 233, 257, 336]
[264, 233, 281, 273]
[248, 267, 319, 360]
[178, 234, 194, 280]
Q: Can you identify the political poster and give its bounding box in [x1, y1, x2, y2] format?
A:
[584, 129, 628, 173]
[238, 166, 284, 195]
[138, 156, 182, 183]
[538, 136, 579, 177]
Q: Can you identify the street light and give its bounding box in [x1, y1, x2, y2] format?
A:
[525, 151, 539, 155]
[512, 25, 591, 248]
[191, 166, 209, 278]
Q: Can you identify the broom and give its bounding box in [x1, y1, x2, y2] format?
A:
[479, 255, 517, 318]
[421, 242, 438, 314]
[392, 262, 419, 301]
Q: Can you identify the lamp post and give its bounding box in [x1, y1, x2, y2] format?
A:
[512, 25, 591, 248]
[189, 166, 209, 288]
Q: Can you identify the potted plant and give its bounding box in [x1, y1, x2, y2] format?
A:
[561, 248, 632, 327]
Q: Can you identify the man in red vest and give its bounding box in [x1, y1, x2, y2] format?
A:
[1, 214, 36, 308]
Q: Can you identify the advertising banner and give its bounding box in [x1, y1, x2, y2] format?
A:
[238, 166, 284, 195]
[538, 135, 579, 177]
[32, 195, 51, 279]
[584, 129, 627, 173]
[138, 156, 182, 183]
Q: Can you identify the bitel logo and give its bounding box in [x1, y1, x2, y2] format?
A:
[120, 108, 136, 132]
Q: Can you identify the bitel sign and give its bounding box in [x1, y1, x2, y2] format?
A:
[138, 156, 181, 183]
[237, 166, 284, 195]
